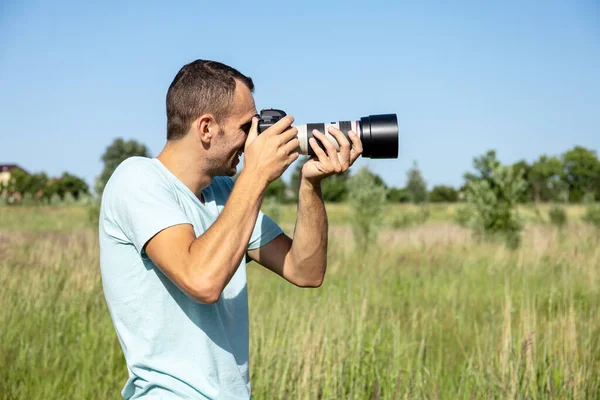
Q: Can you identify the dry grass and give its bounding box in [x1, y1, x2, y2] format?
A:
[1, 208, 599, 398]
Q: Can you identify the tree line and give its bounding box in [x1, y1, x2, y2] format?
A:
[2, 138, 598, 206]
[1, 169, 90, 204]
[1, 138, 150, 205]
[258, 145, 600, 204]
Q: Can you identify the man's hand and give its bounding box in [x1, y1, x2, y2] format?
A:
[243, 115, 300, 188]
[301, 127, 363, 184]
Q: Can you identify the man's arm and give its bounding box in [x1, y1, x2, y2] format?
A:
[247, 176, 327, 287]
[144, 116, 299, 304]
[248, 125, 363, 287]
[144, 171, 265, 304]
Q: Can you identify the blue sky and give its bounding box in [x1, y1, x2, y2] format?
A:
[1, 0, 598, 190]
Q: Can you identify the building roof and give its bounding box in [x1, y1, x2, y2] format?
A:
[0, 164, 27, 174]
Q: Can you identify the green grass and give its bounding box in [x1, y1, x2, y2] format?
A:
[0, 206, 91, 232]
[0, 203, 587, 232]
[1, 206, 599, 398]
[277, 202, 587, 228]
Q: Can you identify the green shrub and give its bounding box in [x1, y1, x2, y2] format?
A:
[454, 205, 472, 228]
[582, 203, 600, 230]
[87, 202, 101, 227]
[390, 206, 429, 229]
[347, 167, 387, 254]
[462, 152, 527, 249]
[391, 213, 414, 229]
[548, 205, 567, 229]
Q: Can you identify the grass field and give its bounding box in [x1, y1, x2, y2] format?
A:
[1, 203, 599, 399]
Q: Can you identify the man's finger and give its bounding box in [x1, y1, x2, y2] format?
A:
[348, 130, 363, 164]
[286, 151, 300, 165]
[308, 137, 331, 168]
[280, 126, 299, 144]
[282, 137, 300, 154]
[263, 115, 295, 136]
[313, 130, 342, 172]
[327, 126, 351, 168]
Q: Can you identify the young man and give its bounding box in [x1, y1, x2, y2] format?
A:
[99, 59, 363, 399]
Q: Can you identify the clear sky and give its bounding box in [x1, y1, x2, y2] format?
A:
[1, 0, 598, 190]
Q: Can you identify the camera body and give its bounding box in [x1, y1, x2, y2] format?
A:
[257, 108, 288, 134]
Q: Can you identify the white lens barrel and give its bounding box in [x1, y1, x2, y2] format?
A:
[293, 121, 358, 155]
[294, 124, 310, 155]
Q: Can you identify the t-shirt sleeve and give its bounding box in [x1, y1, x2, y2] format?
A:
[219, 177, 283, 251]
[105, 160, 192, 257]
[247, 209, 284, 250]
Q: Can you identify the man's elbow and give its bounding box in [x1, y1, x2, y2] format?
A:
[184, 275, 222, 304]
[293, 266, 326, 288]
[300, 276, 324, 288]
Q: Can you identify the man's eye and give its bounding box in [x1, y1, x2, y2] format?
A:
[241, 122, 252, 134]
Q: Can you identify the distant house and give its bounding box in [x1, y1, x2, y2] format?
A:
[0, 163, 28, 190]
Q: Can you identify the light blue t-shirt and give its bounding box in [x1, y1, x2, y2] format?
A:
[98, 156, 283, 399]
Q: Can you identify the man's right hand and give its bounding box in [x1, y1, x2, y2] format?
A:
[242, 114, 300, 187]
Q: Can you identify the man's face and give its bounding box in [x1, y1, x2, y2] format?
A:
[211, 80, 256, 177]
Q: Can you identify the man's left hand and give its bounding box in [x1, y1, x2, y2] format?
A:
[301, 127, 363, 184]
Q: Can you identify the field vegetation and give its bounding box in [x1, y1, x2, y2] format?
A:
[1, 201, 599, 399]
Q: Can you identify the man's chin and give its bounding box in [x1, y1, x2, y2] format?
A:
[222, 165, 238, 177]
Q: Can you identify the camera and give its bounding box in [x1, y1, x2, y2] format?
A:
[257, 108, 398, 159]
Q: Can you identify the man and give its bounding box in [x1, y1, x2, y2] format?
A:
[99, 59, 363, 399]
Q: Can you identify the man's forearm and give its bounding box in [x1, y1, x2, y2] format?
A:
[188, 170, 265, 295]
[289, 176, 328, 286]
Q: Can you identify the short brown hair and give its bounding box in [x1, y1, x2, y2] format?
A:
[166, 60, 254, 140]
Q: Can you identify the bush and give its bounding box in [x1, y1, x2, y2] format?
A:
[87, 202, 101, 227]
[429, 185, 459, 202]
[462, 153, 527, 249]
[548, 205, 567, 229]
[454, 205, 472, 228]
[390, 206, 430, 229]
[263, 178, 287, 202]
[347, 167, 387, 255]
[582, 203, 600, 230]
[387, 187, 410, 203]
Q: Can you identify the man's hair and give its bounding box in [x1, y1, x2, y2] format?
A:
[166, 60, 254, 140]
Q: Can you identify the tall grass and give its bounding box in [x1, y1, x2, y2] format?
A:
[1, 212, 599, 398]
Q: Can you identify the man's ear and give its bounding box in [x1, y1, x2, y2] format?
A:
[195, 114, 216, 144]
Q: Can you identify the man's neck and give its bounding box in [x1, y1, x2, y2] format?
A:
[156, 142, 213, 199]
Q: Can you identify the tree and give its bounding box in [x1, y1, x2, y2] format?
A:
[95, 138, 151, 196]
[529, 155, 564, 202]
[561, 146, 600, 202]
[464, 150, 501, 185]
[461, 150, 527, 249]
[4, 169, 34, 202]
[321, 171, 350, 202]
[263, 178, 287, 201]
[54, 172, 89, 200]
[405, 161, 427, 204]
[429, 185, 458, 202]
[4, 169, 89, 204]
[3, 169, 51, 203]
[511, 160, 533, 202]
[387, 187, 410, 203]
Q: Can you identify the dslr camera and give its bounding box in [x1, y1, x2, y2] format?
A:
[257, 109, 398, 159]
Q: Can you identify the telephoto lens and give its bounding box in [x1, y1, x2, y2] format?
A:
[257, 109, 398, 159]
